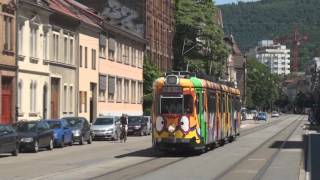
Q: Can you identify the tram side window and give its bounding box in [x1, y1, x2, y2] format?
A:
[196, 93, 201, 115]
[208, 91, 216, 113]
[229, 95, 232, 112]
[221, 95, 225, 113]
[235, 97, 241, 111]
[184, 94, 194, 114]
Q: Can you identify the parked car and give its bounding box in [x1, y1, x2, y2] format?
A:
[63, 117, 92, 145]
[45, 119, 73, 148]
[0, 124, 19, 156]
[257, 112, 268, 121]
[128, 116, 150, 136]
[91, 116, 121, 140]
[16, 120, 54, 153]
[271, 111, 280, 117]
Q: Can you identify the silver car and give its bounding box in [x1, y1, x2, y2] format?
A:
[91, 116, 121, 140]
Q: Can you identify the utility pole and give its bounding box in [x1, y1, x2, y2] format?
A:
[243, 55, 247, 108]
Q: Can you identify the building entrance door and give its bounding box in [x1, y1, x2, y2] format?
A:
[90, 83, 97, 123]
[1, 77, 12, 124]
[51, 78, 60, 119]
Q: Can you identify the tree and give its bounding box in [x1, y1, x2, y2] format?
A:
[173, 0, 229, 78]
[143, 55, 161, 115]
[246, 58, 281, 111]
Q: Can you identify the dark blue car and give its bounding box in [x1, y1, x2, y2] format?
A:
[257, 112, 268, 121]
[45, 119, 73, 148]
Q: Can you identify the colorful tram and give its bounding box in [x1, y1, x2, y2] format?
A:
[152, 72, 241, 152]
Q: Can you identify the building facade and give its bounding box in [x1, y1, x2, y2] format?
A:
[76, 0, 145, 116]
[146, 0, 174, 72]
[254, 40, 291, 75]
[17, 0, 51, 121]
[0, 0, 17, 124]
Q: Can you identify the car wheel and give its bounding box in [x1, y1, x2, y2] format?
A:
[79, 135, 84, 145]
[33, 141, 39, 153]
[60, 137, 65, 148]
[11, 145, 18, 156]
[87, 135, 92, 144]
[47, 138, 54, 150]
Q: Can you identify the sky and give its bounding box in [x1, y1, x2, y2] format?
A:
[214, 0, 260, 5]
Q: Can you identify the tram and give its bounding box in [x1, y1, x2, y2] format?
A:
[152, 72, 241, 152]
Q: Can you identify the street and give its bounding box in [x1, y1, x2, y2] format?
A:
[0, 114, 308, 180]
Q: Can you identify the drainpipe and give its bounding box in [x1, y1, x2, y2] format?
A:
[15, 0, 19, 123]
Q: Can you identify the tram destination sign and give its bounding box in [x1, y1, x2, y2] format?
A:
[162, 86, 182, 93]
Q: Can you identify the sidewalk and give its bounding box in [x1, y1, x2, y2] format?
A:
[305, 125, 320, 180]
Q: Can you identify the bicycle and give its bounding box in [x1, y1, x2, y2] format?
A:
[120, 125, 127, 143]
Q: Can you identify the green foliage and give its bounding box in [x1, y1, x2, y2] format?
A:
[246, 58, 281, 110]
[220, 0, 320, 70]
[143, 55, 161, 115]
[173, 0, 229, 78]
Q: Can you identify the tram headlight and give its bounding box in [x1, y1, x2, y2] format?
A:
[180, 116, 190, 133]
[156, 116, 165, 132]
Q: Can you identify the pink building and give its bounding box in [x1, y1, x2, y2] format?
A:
[98, 30, 144, 116]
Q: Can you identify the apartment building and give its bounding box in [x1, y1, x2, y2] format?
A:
[0, 0, 17, 124]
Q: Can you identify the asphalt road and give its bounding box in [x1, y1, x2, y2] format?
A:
[0, 114, 306, 180]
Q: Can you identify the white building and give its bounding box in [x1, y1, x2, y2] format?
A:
[254, 40, 291, 75]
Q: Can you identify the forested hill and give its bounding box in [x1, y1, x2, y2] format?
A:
[219, 0, 320, 70]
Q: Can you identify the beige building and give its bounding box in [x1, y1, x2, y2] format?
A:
[0, 0, 17, 124]
[17, 1, 51, 121]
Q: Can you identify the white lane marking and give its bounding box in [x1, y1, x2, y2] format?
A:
[306, 130, 311, 180]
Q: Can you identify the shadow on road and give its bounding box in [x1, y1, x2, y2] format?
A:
[269, 140, 304, 149]
[114, 147, 195, 159]
[0, 154, 11, 158]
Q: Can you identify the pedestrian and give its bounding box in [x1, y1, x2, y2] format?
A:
[120, 114, 128, 142]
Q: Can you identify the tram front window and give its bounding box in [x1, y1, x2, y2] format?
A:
[161, 97, 183, 114]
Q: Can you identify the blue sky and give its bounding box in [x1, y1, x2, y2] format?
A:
[214, 0, 260, 5]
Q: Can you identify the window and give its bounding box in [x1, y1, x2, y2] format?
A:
[4, 16, 13, 51]
[124, 45, 130, 64]
[116, 78, 122, 102]
[131, 48, 136, 67]
[30, 27, 37, 58]
[64, 36, 68, 63]
[99, 33, 106, 58]
[108, 76, 115, 101]
[18, 80, 23, 113]
[79, 91, 87, 113]
[70, 38, 74, 64]
[108, 34, 116, 60]
[79, 46, 83, 67]
[124, 79, 129, 103]
[85, 47, 88, 68]
[138, 50, 143, 68]
[184, 94, 194, 114]
[99, 75, 106, 101]
[43, 31, 48, 60]
[138, 82, 143, 104]
[92, 49, 96, 70]
[69, 86, 73, 113]
[131, 81, 136, 103]
[30, 81, 37, 113]
[18, 23, 23, 54]
[117, 43, 122, 63]
[53, 32, 59, 61]
[63, 85, 67, 113]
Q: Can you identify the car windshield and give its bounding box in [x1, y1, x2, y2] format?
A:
[64, 118, 84, 128]
[94, 118, 113, 125]
[128, 117, 143, 124]
[0, 125, 10, 133]
[47, 121, 61, 129]
[272, 111, 278, 114]
[16, 122, 37, 132]
[259, 112, 266, 116]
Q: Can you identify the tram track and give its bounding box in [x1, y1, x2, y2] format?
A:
[90, 116, 294, 180]
[214, 115, 305, 180]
